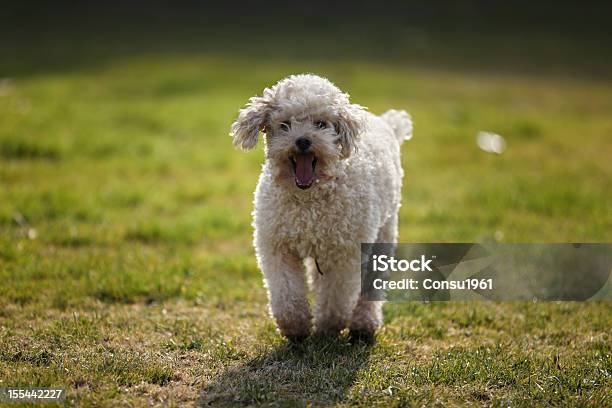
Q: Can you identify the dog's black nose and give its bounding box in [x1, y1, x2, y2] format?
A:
[295, 138, 311, 151]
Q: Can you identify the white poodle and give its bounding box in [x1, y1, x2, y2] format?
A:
[230, 74, 412, 342]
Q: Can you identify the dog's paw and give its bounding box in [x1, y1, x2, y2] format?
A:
[348, 329, 376, 345]
[313, 322, 346, 339]
[278, 324, 311, 344]
[286, 334, 309, 344]
[312, 329, 342, 340]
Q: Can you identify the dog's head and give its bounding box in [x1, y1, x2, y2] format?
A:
[230, 74, 366, 190]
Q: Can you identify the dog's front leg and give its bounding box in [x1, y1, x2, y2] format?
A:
[259, 248, 312, 342]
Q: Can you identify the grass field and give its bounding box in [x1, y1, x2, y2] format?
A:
[0, 25, 611, 406]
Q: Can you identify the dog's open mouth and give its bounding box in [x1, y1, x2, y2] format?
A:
[290, 153, 317, 189]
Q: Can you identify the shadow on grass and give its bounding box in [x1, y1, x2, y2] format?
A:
[199, 337, 372, 406]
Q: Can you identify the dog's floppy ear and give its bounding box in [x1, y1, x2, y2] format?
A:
[335, 103, 366, 158]
[230, 95, 271, 151]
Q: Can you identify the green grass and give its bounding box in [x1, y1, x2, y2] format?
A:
[0, 33, 611, 406]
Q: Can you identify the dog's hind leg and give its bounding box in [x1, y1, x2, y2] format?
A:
[259, 247, 312, 342]
[349, 213, 398, 341]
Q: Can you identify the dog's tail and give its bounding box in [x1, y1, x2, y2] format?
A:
[380, 109, 413, 144]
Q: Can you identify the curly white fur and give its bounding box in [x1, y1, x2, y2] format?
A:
[230, 74, 412, 341]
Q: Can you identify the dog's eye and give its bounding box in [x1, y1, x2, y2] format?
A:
[314, 120, 327, 129]
[280, 121, 291, 131]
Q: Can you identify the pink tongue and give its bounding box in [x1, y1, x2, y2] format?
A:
[295, 153, 314, 186]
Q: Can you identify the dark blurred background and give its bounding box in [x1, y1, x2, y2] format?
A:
[2, 1, 611, 78]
